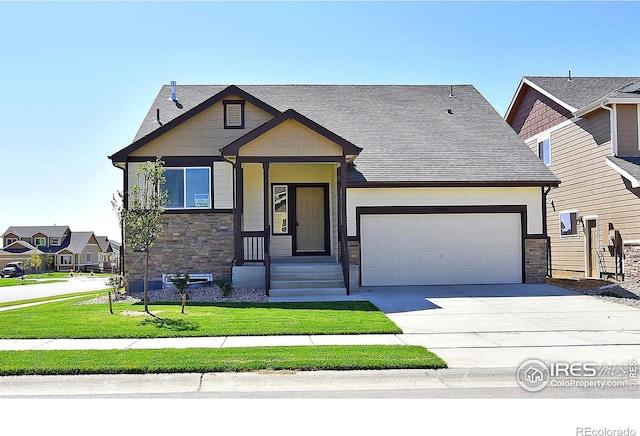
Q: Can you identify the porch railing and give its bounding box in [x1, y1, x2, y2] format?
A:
[242, 231, 265, 262]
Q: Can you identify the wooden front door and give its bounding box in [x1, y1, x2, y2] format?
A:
[295, 186, 327, 254]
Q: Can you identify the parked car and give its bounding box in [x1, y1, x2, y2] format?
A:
[2, 262, 24, 278]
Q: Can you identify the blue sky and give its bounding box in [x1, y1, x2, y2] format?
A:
[1, 1, 638, 242]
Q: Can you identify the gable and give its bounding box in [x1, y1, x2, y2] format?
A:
[507, 84, 573, 140]
[129, 96, 275, 158]
[238, 119, 345, 157]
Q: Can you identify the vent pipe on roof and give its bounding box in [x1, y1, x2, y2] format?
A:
[156, 109, 162, 126]
[568, 70, 572, 81]
[449, 85, 454, 97]
[171, 81, 177, 101]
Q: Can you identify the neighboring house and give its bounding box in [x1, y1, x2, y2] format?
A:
[109, 83, 559, 296]
[97, 236, 121, 273]
[505, 76, 640, 281]
[0, 226, 118, 273]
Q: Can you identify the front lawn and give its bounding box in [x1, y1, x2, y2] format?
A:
[0, 277, 66, 287]
[0, 345, 447, 375]
[0, 294, 402, 338]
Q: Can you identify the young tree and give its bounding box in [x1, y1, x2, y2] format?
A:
[168, 273, 190, 314]
[44, 254, 55, 272]
[29, 252, 42, 275]
[113, 157, 168, 314]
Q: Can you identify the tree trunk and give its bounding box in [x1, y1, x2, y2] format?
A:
[143, 250, 149, 313]
[181, 293, 187, 314]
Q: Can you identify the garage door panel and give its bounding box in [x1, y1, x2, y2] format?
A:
[360, 213, 522, 286]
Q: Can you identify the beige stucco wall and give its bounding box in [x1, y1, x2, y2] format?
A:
[129, 96, 274, 157]
[346, 186, 543, 237]
[238, 120, 343, 157]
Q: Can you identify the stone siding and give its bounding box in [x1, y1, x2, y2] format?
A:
[524, 238, 548, 283]
[124, 213, 235, 290]
[624, 244, 640, 282]
[347, 240, 360, 266]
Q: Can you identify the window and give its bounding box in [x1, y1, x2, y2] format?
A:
[224, 100, 244, 129]
[164, 167, 211, 209]
[86, 253, 91, 263]
[60, 255, 72, 265]
[5, 238, 17, 246]
[50, 237, 61, 246]
[560, 211, 579, 237]
[34, 237, 46, 246]
[272, 185, 288, 234]
[538, 138, 551, 165]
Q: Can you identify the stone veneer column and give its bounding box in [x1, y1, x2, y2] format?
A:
[124, 213, 235, 291]
[623, 242, 640, 281]
[524, 238, 548, 283]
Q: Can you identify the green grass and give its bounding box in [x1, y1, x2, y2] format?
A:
[0, 295, 402, 338]
[0, 345, 447, 376]
[0, 291, 103, 309]
[0, 291, 449, 375]
[0, 277, 66, 287]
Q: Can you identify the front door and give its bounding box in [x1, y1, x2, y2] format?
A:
[586, 219, 598, 278]
[294, 186, 327, 254]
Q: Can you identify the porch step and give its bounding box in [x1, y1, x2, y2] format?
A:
[269, 259, 347, 298]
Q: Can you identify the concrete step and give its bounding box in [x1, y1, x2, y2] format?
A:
[271, 272, 344, 281]
[268, 287, 347, 298]
[271, 264, 343, 274]
[270, 279, 346, 289]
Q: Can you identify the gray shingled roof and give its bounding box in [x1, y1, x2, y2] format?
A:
[63, 232, 97, 254]
[119, 84, 559, 186]
[525, 76, 640, 111]
[2, 226, 70, 238]
[607, 156, 640, 184]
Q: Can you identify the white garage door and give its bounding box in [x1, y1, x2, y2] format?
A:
[360, 213, 522, 286]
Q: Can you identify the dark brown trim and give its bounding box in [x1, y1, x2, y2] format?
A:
[223, 100, 245, 129]
[127, 156, 226, 165]
[221, 109, 362, 157]
[237, 156, 345, 163]
[347, 181, 560, 188]
[234, 163, 244, 266]
[355, 205, 529, 285]
[109, 85, 282, 163]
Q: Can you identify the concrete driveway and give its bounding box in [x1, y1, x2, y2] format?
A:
[356, 284, 640, 369]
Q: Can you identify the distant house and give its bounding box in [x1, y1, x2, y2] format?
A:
[505, 76, 640, 280]
[0, 226, 119, 273]
[109, 83, 558, 296]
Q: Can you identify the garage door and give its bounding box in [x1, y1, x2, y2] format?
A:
[360, 213, 522, 286]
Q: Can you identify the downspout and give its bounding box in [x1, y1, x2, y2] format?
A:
[542, 186, 552, 278]
[599, 102, 615, 155]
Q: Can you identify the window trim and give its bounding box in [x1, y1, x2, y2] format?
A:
[559, 209, 580, 238]
[5, 238, 17, 246]
[164, 166, 212, 210]
[272, 184, 289, 235]
[537, 137, 551, 165]
[223, 100, 245, 129]
[49, 237, 61, 246]
[34, 237, 47, 246]
[60, 254, 73, 265]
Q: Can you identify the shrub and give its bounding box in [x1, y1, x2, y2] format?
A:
[215, 277, 233, 298]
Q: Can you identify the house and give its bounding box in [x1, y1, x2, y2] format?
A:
[108, 83, 559, 296]
[0, 226, 117, 273]
[97, 236, 121, 274]
[505, 76, 640, 281]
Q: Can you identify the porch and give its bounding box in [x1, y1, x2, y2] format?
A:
[231, 161, 351, 297]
